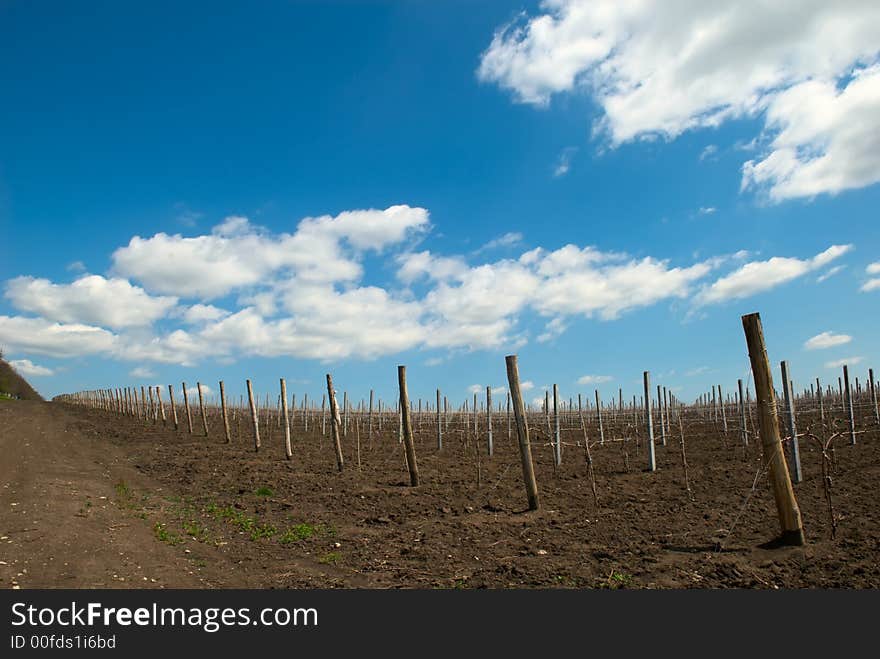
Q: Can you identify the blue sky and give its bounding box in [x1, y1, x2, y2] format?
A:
[1, 0, 878, 405]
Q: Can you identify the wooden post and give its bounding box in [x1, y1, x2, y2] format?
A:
[737, 378, 747, 446]
[595, 389, 605, 445]
[779, 361, 803, 483]
[657, 384, 667, 446]
[280, 379, 292, 460]
[368, 389, 374, 441]
[246, 379, 260, 452]
[321, 394, 327, 437]
[870, 368, 879, 426]
[486, 386, 493, 456]
[644, 371, 656, 472]
[741, 312, 804, 546]
[505, 355, 539, 511]
[167, 385, 179, 430]
[147, 386, 156, 423]
[436, 388, 443, 450]
[155, 386, 166, 424]
[326, 374, 344, 471]
[816, 377, 825, 423]
[397, 366, 420, 486]
[552, 384, 561, 466]
[843, 365, 856, 445]
[181, 382, 193, 434]
[197, 382, 209, 437]
[219, 381, 231, 443]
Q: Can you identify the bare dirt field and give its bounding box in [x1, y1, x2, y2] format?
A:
[2, 397, 879, 588]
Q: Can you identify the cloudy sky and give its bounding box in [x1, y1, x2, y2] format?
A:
[1, 0, 878, 405]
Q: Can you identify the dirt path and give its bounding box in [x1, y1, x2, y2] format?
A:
[0, 400, 253, 589]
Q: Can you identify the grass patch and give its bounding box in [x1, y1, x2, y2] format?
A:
[598, 570, 633, 590]
[154, 522, 182, 545]
[318, 551, 341, 566]
[254, 486, 273, 497]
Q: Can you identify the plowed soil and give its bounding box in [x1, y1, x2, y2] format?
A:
[2, 398, 879, 588]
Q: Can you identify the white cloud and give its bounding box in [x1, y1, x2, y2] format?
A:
[698, 207, 716, 215]
[861, 279, 880, 292]
[577, 375, 613, 385]
[536, 317, 568, 343]
[695, 244, 852, 305]
[467, 384, 483, 395]
[867, 262, 880, 275]
[129, 366, 156, 379]
[479, 0, 880, 200]
[742, 66, 880, 201]
[817, 265, 845, 282]
[699, 145, 718, 162]
[520, 380, 535, 391]
[181, 304, 230, 324]
[804, 331, 852, 350]
[553, 147, 578, 177]
[5, 275, 177, 328]
[9, 359, 53, 377]
[825, 356, 863, 369]
[113, 205, 429, 298]
[186, 384, 213, 397]
[66, 261, 86, 273]
[396, 251, 469, 283]
[473, 232, 524, 254]
[0, 316, 117, 358]
[685, 366, 711, 377]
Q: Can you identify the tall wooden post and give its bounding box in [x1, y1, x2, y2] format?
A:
[219, 381, 231, 443]
[486, 386, 493, 456]
[505, 355, 539, 511]
[657, 384, 667, 446]
[779, 361, 802, 483]
[246, 379, 260, 452]
[742, 312, 804, 546]
[368, 389, 374, 441]
[167, 385, 179, 430]
[595, 389, 605, 445]
[644, 371, 656, 472]
[397, 366, 420, 486]
[326, 374, 344, 471]
[181, 382, 193, 434]
[280, 379, 293, 460]
[816, 377, 825, 423]
[436, 388, 443, 450]
[197, 382, 209, 437]
[843, 365, 856, 445]
[869, 368, 879, 426]
[552, 384, 561, 466]
[737, 378, 748, 446]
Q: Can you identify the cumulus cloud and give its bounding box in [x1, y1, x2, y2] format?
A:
[112, 205, 429, 298]
[478, 0, 880, 200]
[5, 275, 177, 328]
[804, 331, 852, 350]
[862, 261, 880, 292]
[9, 359, 54, 377]
[695, 244, 852, 305]
[577, 375, 613, 385]
[129, 366, 156, 379]
[0, 316, 118, 358]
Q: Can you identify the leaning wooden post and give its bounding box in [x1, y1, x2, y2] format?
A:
[436, 388, 443, 450]
[737, 378, 748, 446]
[506, 355, 539, 511]
[181, 382, 194, 434]
[869, 368, 879, 427]
[167, 385, 179, 430]
[219, 381, 231, 443]
[843, 365, 856, 445]
[155, 386, 166, 424]
[397, 366, 420, 486]
[741, 312, 804, 546]
[644, 371, 656, 472]
[486, 386, 493, 457]
[197, 382, 209, 437]
[280, 378, 292, 460]
[246, 379, 261, 452]
[326, 374, 344, 471]
[779, 361, 803, 483]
